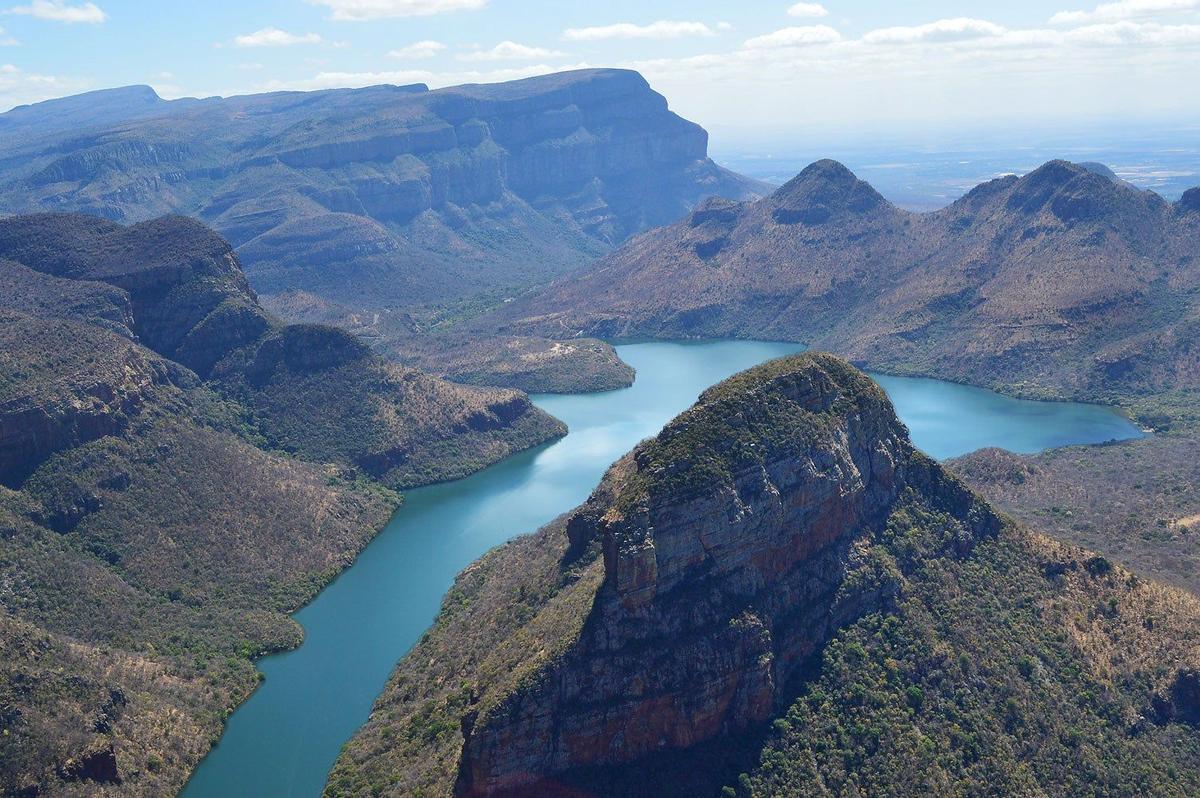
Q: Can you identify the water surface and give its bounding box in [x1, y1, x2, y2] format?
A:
[183, 340, 1140, 797]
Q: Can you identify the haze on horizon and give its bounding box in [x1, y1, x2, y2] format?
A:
[2, 0, 1199, 144]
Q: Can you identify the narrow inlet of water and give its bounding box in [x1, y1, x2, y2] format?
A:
[183, 340, 1141, 797]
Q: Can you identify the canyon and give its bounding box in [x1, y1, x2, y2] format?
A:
[329, 354, 1200, 797]
[0, 213, 562, 797]
[0, 70, 764, 314]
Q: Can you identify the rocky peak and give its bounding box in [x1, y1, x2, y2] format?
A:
[769, 159, 889, 224]
[1079, 161, 1120, 182]
[1181, 187, 1200, 214]
[455, 354, 1000, 796]
[1001, 159, 1169, 245]
[1005, 160, 1123, 218]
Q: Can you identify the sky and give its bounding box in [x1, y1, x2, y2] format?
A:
[2, 0, 1199, 143]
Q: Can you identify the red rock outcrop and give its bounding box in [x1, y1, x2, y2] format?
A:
[455, 354, 999, 796]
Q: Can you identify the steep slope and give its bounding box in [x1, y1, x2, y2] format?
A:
[0, 313, 396, 798]
[326, 354, 1200, 797]
[494, 159, 1200, 399]
[0, 70, 765, 312]
[0, 213, 564, 489]
[0, 213, 564, 796]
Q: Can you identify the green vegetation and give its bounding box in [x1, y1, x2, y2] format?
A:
[609, 353, 889, 515]
[0, 318, 398, 795]
[218, 327, 564, 490]
[953, 390, 1200, 598]
[326, 353, 1200, 797]
[733, 517, 1200, 797]
[0, 213, 565, 796]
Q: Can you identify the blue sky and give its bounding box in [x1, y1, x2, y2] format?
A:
[3, 0, 1199, 138]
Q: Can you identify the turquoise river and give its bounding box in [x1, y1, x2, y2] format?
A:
[183, 340, 1142, 797]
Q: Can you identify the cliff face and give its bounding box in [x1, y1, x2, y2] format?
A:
[0, 70, 765, 312]
[453, 355, 999, 796]
[494, 159, 1200, 399]
[0, 314, 180, 487]
[0, 213, 565, 492]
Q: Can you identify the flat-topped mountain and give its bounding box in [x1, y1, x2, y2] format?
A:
[494, 159, 1200, 399]
[0, 213, 563, 796]
[327, 354, 1200, 797]
[0, 70, 765, 313]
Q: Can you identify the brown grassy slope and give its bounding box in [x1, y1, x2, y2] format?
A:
[0, 213, 564, 796]
[0, 321, 397, 796]
[951, 392, 1200, 597]
[491, 159, 1200, 400]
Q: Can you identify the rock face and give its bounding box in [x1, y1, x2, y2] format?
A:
[454, 354, 1000, 796]
[0, 316, 179, 487]
[0, 70, 766, 311]
[0, 213, 566, 493]
[493, 159, 1200, 397]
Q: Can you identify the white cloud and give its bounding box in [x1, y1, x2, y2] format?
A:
[1065, 19, 1200, 42]
[563, 21, 715, 41]
[459, 40, 566, 61]
[309, 0, 486, 21]
[0, 24, 16, 44]
[862, 18, 1007, 44]
[787, 3, 829, 18]
[5, 0, 105, 23]
[237, 62, 264, 71]
[234, 27, 323, 47]
[743, 25, 842, 48]
[388, 39, 445, 59]
[0, 63, 90, 110]
[1050, 0, 1198, 25]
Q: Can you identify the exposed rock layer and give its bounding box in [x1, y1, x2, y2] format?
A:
[0, 70, 765, 311]
[454, 354, 999, 795]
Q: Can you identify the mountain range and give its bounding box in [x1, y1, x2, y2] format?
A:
[2, 65, 1199, 798]
[493, 159, 1200, 399]
[0, 70, 765, 315]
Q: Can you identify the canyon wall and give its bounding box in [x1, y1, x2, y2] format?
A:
[0, 70, 765, 310]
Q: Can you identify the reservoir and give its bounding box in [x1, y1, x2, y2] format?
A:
[182, 340, 1141, 797]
